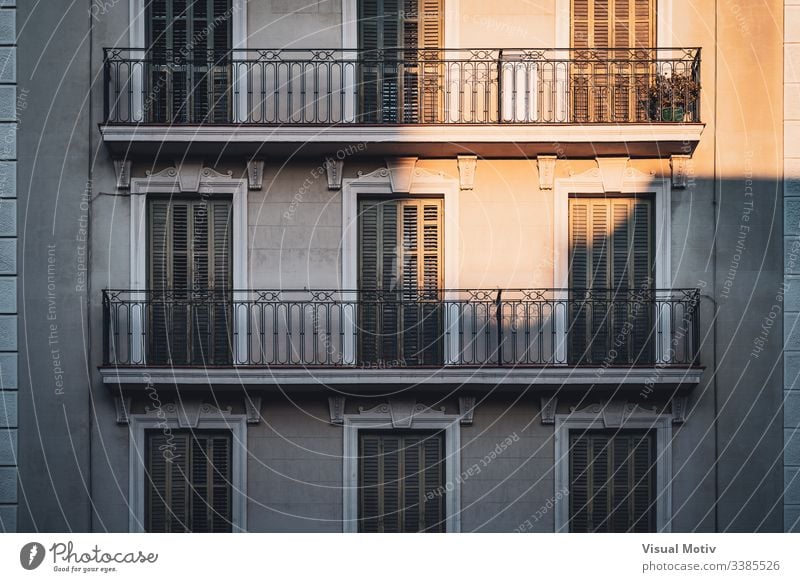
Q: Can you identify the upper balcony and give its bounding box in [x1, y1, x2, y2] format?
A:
[100, 47, 704, 159]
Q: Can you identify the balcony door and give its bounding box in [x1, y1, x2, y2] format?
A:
[568, 195, 654, 365]
[571, 0, 655, 121]
[358, 0, 443, 123]
[358, 198, 443, 366]
[145, 0, 232, 123]
[148, 198, 232, 364]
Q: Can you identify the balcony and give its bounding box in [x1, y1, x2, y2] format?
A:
[100, 47, 704, 159]
[100, 288, 703, 389]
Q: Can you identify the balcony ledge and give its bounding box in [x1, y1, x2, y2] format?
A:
[98, 365, 703, 388]
[99, 122, 704, 159]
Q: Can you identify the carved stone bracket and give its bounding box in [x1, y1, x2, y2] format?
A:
[595, 157, 630, 193]
[324, 156, 344, 190]
[670, 154, 691, 189]
[458, 396, 476, 425]
[244, 395, 262, 424]
[385, 157, 418, 193]
[114, 395, 133, 424]
[247, 159, 265, 190]
[671, 395, 689, 424]
[113, 159, 131, 189]
[328, 395, 346, 425]
[537, 155, 557, 190]
[457, 155, 477, 190]
[144, 401, 233, 428]
[540, 395, 557, 424]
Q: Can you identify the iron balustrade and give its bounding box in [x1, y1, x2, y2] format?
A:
[103, 47, 701, 125]
[102, 288, 701, 368]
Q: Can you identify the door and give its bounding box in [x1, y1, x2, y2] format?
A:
[571, 0, 656, 122]
[359, 431, 445, 532]
[568, 196, 654, 364]
[146, 0, 232, 123]
[358, 198, 443, 366]
[358, 0, 443, 123]
[148, 198, 233, 364]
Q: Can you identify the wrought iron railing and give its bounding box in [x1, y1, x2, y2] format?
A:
[103, 47, 701, 125]
[102, 288, 701, 368]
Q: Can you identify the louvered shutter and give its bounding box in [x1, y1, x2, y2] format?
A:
[146, 432, 190, 532]
[569, 431, 655, 532]
[569, 197, 654, 364]
[358, 432, 444, 532]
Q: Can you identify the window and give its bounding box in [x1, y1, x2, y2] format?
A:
[568, 430, 656, 532]
[571, 0, 656, 121]
[358, 198, 443, 366]
[145, 0, 232, 122]
[148, 198, 232, 364]
[568, 196, 654, 364]
[145, 430, 232, 532]
[359, 431, 445, 532]
[358, 0, 443, 122]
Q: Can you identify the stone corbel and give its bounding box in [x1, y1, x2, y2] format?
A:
[328, 396, 346, 425]
[456, 155, 477, 190]
[385, 157, 418, 193]
[114, 395, 133, 424]
[540, 395, 557, 424]
[537, 155, 557, 191]
[244, 395, 262, 424]
[671, 395, 689, 424]
[324, 156, 344, 190]
[113, 159, 132, 190]
[458, 396, 476, 425]
[670, 155, 691, 189]
[246, 159, 265, 190]
[596, 157, 630, 193]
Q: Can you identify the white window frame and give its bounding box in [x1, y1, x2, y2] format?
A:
[553, 405, 673, 533]
[129, 169, 249, 364]
[128, 410, 248, 533]
[128, 0, 248, 122]
[341, 167, 460, 364]
[342, 406, 462, 532]
[552, 166, 671, 363]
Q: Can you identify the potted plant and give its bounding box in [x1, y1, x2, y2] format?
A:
[648, 73, 700, 122]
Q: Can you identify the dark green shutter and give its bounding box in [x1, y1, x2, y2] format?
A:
[568, 196, 654, 364]
[148, 198, 232, 364]
[569, 431, 656, 532]
[358, 432, 444, 532]
[146, 430, 232, 533]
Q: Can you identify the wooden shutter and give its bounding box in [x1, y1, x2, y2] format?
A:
[358, 199, 442, 366]
[358, 432, 444, 533]
[569, 431, 656, 532]
[568, 196, 654, 364]
[571, 0, 654, 48]
[148, 198, 232, 365]
[146, 431, 232, 533]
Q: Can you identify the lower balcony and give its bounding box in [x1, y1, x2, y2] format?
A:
[100, 288, 703, 389]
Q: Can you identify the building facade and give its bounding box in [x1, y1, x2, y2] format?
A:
[9, 0, 792, 532]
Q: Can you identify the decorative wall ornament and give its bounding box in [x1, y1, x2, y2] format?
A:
[356, 167, 390, 180]
[324, 156, 344, 190]
[595, 157, 631, 192]
[144, 401, 233, 428]
[671, 395, 689, 423]
[537, 155, 557, 190]
[113, 159, 131, 189]
[384, 156, 418, 192]
[457, 155, 477, 190]
[540, 395, 558, 424]
[328, 395, 346, 424]
[569, 400, 660, 428]
[244, 395, 262, 424]
[356, 400, 448, 427]
[114, 395, 133, 424]
[246, 159, 265, 190]
[145, 162, 233, 193]
[670, 154, 691, 189]
[458, 396, 476, 425]
[388, 398, 416, 428]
